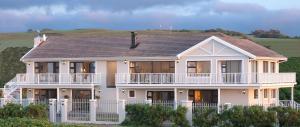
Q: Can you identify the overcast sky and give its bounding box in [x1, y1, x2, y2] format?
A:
[0, 0, 299, 35]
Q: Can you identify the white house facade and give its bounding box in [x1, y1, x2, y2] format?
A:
[2, 31, 297, 108]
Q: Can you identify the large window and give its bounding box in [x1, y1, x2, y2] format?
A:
[254, 89, 258, 99]
[263, 61, 269, 73]
[70, 62, 95, 73]
[220, 60, 241, 73]
[130, 61, 175, 73]
[35, 62, 59, 73]
[270, 62, 276, 73]
[264, 89, 268, 98]
[187, 61, 211, 74]
[271, 89, 276, 98]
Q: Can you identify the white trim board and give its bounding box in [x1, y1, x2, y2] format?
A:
[177, 36, 256, 59]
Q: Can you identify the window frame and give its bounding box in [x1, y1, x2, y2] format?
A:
[271, 89, 276, 98]
[254, 89, 258, 99]
[264, 89, 268, 98]
[270, 62, 276, 73]
[128, 90, 136, 98]
[187, 61, 211, 75]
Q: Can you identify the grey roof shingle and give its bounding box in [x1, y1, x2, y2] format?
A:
[21, 31, 286, 60]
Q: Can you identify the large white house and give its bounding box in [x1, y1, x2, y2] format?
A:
[2, 31, 297, 107]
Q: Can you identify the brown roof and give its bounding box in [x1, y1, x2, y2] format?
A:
[22, 31, 286, 60]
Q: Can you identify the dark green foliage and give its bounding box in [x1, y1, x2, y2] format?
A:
[0, 117, 52, 127]
[24, 103, 48, 119]
[251, 29, 290, 38]
[0, 47, 30, 87]
[193, 106, 277, 127]
[0, 103, 25, 118]
[170, 105, 190, 127]
[193, 108, 219, 127]
[122, 104, 189, 127]
[279, 57, 300, 102]
[269, 106, 300, 127]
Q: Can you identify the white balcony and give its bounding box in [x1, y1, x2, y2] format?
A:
[116, 73, 296, 87]
[14, 73, 102, 87]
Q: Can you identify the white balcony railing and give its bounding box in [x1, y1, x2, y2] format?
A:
[116, 73, 296, 86]
[14, 73, 102, 85]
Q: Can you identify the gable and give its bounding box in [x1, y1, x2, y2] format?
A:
[183, 39, 246, 57]
[177, 36, 256, 58]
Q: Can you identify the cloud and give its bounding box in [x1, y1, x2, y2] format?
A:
[0, 0, 299, 36]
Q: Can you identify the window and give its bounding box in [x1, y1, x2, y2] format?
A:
[129, 90, 135, 98]
[263, 61, 269, 73]
[264, 89, 268, 98]
[271, 89, 276, 98]
[70, 62, 95, 73]
[35, 62, 59, 73]
[254, 89, 258, 99]
[187, 61, 210, 75]
[270, 62, 276, 73]
[130, 61, 174, 73]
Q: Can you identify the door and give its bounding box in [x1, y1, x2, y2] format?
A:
[220, 60, 242, 83]
[107, 61, 117, 88]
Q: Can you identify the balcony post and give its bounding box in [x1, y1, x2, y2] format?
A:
[217, 88, 221, 113]
[291, 87, 294, 108]
[174, 88, 177, 109]
[19, 87, 22, 104]
[91, 87, 95, 100]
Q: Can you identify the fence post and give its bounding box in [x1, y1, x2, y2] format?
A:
[60, 99, 68, 122]
[49, 99, 57, 123]
[0, 98, 6, 108]
[90, 99, 97, 123]
[118, 99, 126, 124]
[181, 100, 193, 126]
[145, 99, 152, 106]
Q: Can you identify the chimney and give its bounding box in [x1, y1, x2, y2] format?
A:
[33, 34, 47, 48]
[130, 32, 139, 49]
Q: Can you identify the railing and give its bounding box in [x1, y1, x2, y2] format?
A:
[13, 73, 102, 85]
[116, 73, 296, 85]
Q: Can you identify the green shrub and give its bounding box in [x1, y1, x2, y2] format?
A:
[171, 106, 190, 127]
[24, 103, 48, 119]
[269, 106, 300, 127]
[193, 108, 219, 127]
[122, 104, 173, 127]
[0, 117, 52, 127]
[0, 103, 25, 118]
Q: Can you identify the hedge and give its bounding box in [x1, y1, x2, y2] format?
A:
[0, 117, 52, 127]
[122, 104, 189, 127]
[0, 103, 47, 119]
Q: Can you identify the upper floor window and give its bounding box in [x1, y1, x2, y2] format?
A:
[129, 61, 174, 73]
[187, 61, 210, 74]
[35, 62, 59, 73]
[70, 62, 95, 73]
[270, 62, 276, 73]
[263, 61, 269, 73]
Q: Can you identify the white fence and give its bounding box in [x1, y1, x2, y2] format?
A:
[116, 73, 296, 86]
[0, 98, 298, 125]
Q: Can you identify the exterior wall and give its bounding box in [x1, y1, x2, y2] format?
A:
[220, 89, 249, 105]
[25, 62, 35, 82]
[117, 61, 129, 73]
[59, 61, 69, 73]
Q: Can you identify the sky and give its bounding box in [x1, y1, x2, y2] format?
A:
[0, 0, 300, 35]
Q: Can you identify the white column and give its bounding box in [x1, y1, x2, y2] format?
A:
[91, 87, 95, 100]
[90, 99, 96, 122]
[217, 88, 221, 113]
[49, 99, 57, 122]
[19, 88, 22, 104]
[60, 99, 68, 122]
[181, 100, 193, 126]
[268, 89, 271, 106]
[118, 99, 126, 124]
[174, 88, 177, 109]
[291, 87, 294, 108]
[258, 88, 261, 105]
[276, 88, 280, 106]
[57, 88, 60, 100]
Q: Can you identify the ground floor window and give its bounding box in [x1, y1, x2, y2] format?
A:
[72, 89, 91, 99]
[129, 90, 135, 98]
[34, 89, 57, 100]
[264, 89, 268, 98]
[188, 90, 218, 103]
[147, 91, 174, 101]
[254, 89, 258, 99]
[271, 89, 276, 98]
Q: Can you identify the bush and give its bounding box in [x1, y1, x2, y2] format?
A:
[269, 106, 300, 127]
[193, 108, 219, 127]
[171, 105, 190, 127]
[24, 103, 48, 119]
[122, 104, 173, 127]
[0, 103, 25, 118]
[0, 117, 52, 127]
